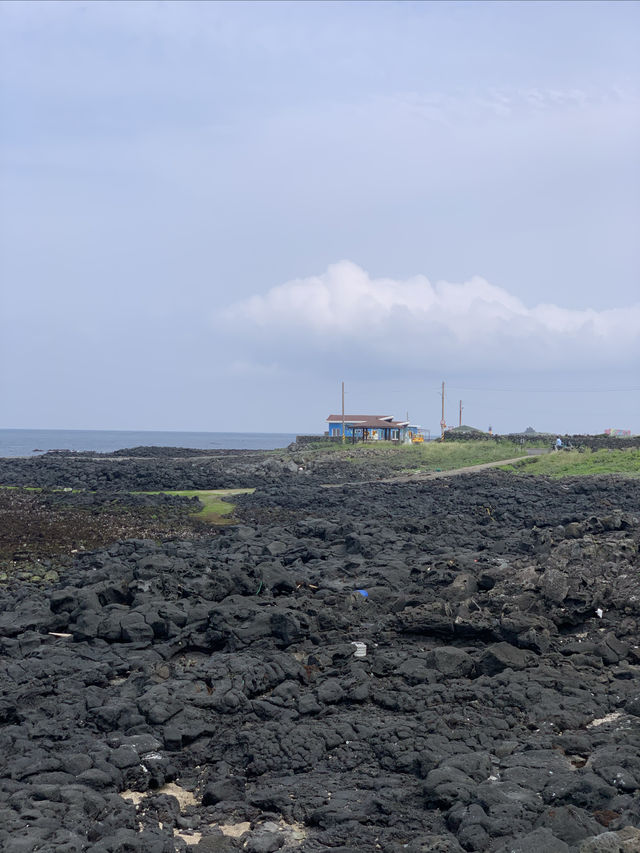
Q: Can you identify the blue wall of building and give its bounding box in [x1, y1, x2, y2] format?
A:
[328, 424, 402, 440]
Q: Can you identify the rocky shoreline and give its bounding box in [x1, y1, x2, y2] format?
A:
[1, 450, 639, 852]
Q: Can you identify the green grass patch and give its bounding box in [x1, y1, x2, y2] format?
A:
[501, 448, 640, 478]
[348, 440, 531, 472]
[142, 488, 255, 523]
[297, 439, 534, 472]
[405, 440, 532, 471]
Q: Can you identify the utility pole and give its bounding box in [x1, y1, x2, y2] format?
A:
[459, 399, 463, 427]
[440, 381, 446, 440]
[341, 381, 345, 443]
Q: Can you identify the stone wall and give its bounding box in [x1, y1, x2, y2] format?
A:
[294, 434, 343, 446]
[443, 430, 640, 450]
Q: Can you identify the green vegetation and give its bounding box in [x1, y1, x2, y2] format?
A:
[500, 448, 640, 478]
[143, 488, 255, 523]
[446, 425, 486, 434]
[407, 440, 532, 471]
[0, 485, 254, 527]
[299, 439, 533, 474]
[296, 440, 638, 480]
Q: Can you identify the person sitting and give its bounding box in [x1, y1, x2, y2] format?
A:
[555, 437, 563, 451]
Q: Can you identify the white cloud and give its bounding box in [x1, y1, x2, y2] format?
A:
[220, 261, 640, 374]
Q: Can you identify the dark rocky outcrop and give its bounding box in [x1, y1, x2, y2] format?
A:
[0, 461, 639, 851]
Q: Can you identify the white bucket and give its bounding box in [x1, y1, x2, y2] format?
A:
[351, 641, 367, 658]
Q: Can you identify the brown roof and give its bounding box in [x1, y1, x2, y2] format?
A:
[327, 414, 393, 422]
[326, 414, 409, 429]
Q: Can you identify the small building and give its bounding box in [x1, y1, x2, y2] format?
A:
[326, 414, 410, 442]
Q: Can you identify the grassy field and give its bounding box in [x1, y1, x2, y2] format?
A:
[304, 440, 534, 473]
[143, 488, 254, 523]
[500, 448, 640, 478]
[404, 440, 533, 470]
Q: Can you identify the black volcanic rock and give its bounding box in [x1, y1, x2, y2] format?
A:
[0, 463, 639, 850]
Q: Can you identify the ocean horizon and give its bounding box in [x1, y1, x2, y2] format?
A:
[0, 429, 301, 458]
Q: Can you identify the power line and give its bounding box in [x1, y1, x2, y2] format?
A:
[436, 385, 640, 394]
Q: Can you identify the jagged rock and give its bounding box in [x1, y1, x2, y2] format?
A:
[1, 463, 639, 850]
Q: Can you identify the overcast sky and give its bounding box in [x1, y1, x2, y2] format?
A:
[1, 0, 639, 435]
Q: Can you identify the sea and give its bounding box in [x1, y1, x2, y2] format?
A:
[0, 429, 299, 458]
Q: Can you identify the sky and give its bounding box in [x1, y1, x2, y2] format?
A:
[1, 0, 639, 435]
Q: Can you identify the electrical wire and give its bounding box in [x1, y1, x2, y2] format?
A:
[432, 386, 639, 394]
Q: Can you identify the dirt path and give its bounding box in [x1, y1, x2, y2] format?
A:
[323, 454, 537, 488]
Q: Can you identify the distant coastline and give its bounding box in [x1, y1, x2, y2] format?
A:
[0, 429, 299, 458]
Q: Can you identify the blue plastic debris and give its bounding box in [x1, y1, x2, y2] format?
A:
[356, 589, 369, 597]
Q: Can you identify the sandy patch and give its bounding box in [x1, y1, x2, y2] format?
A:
[217, 821, 251, 837]
[587, 711, 624, 728]
[282, 819, 307, 842]
[120, 790, 146, 806]
[174, 830, 202, 846]
[156, 782, 198, 809]
[120, 782, 197, 812]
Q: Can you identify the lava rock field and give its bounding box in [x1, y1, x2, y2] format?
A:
[1, 453, 639, 852]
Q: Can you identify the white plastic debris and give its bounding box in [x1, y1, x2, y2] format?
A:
[596, 608, 604, 619]
[351, 641, 367, 658]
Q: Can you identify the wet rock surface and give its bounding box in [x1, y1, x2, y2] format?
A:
[1, 458, 639, 852]
[0, 488, 205, 575]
